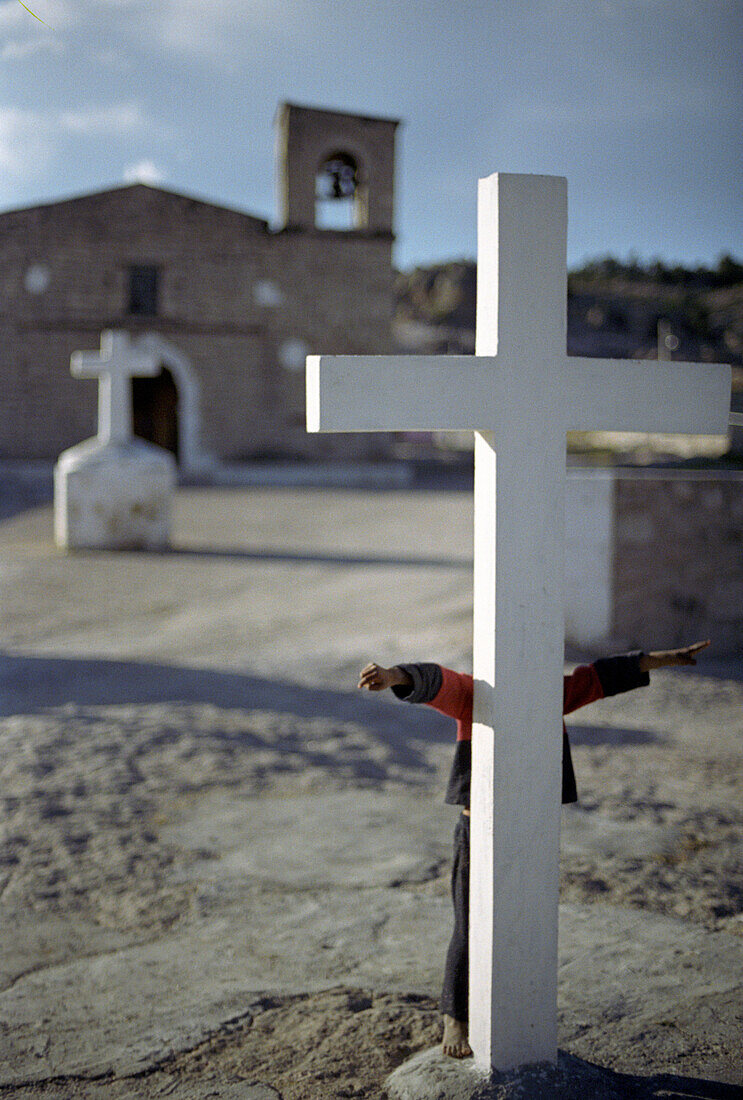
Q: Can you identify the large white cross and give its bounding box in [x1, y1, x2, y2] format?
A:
[306, 173, 731, 1072]
[71, 329, 160, 445]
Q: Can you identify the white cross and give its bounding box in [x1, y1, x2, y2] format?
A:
[71, 329, 160, 445]
[307, 173, 731, 1072]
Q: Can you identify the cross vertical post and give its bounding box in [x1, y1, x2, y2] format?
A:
[468, 175, 568, 1067]
[305, 172, 731, 1075]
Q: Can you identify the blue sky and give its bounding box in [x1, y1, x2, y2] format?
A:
[1, 0, 741, 270]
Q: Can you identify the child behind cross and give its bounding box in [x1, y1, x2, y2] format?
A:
[358, 640, 709, 1059]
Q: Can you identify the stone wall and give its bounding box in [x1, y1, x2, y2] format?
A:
[612, 471, 743, 654]
[565, 469, 743, 656]
[565, 471, 614, 646]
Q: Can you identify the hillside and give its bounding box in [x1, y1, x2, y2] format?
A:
[394, 255, 743, 368]
[394, 256, 743, 460]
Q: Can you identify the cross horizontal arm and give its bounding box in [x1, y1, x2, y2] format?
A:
[306, 355, 504, 433]
[70, 331, 160, 381]
[70, 351, 109, 379]
[565, 356, 731, 435]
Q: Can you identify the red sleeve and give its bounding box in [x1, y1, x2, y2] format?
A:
[563, 664, 604, 715]
[426, 664, 599, 741]
[427, 667, 473, 742]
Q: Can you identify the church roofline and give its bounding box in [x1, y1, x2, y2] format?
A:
[0, 181, 270, 230]
[276, 100, 401, 129]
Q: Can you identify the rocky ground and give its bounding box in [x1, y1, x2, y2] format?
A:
[0, 481, 741, 1098]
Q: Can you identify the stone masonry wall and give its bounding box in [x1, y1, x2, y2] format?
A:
[612, 471, 743, 655]
[0, 184, 397, 462]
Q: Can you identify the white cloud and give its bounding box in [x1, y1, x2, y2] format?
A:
[93, 45, 132, 71]
[1, 33, 64, 58]
[0, 0, 73, 60]
[0, 99, 157, 192]
[0, 106, 54, 177]
[123, 158, 165, 184]
[0, 0, 154, 65]
[59, 102, 146, 135]
[0, 0, 74, 31]
[0, 0, 39, 31]
[152, 0, 312, 58]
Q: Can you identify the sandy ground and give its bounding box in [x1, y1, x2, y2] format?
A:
[0, 479, 741, 1098]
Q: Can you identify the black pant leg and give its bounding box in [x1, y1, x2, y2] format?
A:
[440, 813, 469, 1021]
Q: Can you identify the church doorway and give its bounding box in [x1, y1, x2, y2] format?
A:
[132, 365, 179, 460]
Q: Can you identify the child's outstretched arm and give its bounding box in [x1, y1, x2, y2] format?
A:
[359, 662, 472, 739]
[358, 663, 412, 692]
[564, 639, 712, 716]
[638, 639, 710, 672]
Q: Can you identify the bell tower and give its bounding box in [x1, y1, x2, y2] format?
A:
[276, 102, 399, 235]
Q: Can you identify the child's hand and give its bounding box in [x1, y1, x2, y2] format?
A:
[639, 639, 711, 671]
[358, 663, 412, 692]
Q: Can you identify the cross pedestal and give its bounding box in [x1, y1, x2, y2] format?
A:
[306, 173, 731, 1075]
[54, 330, 177, 550]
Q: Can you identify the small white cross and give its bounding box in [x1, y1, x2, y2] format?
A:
[307, 173, 731, 1072]
[71, 330, 160, 445]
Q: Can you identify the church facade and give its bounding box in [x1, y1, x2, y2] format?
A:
[0, 103, 400, 471]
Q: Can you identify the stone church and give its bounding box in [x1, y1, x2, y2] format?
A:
[0, 103, 400, 472]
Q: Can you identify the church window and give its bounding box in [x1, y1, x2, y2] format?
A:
[278, 338, 310, 372]
[128, 264, 159, 316]
[254, 279, 285, 308]
[24, 263, 51, 294]
[315, 152, 367, 230]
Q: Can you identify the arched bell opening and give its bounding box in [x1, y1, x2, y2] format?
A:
[315, 151, 368, 230]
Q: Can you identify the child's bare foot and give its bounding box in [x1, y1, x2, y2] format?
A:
[442, 1014, 472, 1058]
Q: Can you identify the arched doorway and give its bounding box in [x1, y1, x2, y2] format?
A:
[132, 365, 179, 460]
[127, 332, 213, 475]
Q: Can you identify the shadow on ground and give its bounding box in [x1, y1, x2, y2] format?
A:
[548, 1051, 743, 1100]
[391, 1045, 743, 1100]
[568, 724, 662, 746]
[636, 1074, 742, 1098]
[505, 1049, 743, 1099]
[0, 479, 53, 522]
[0, 652, 454, 777]
[167, 545, 470, 569]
